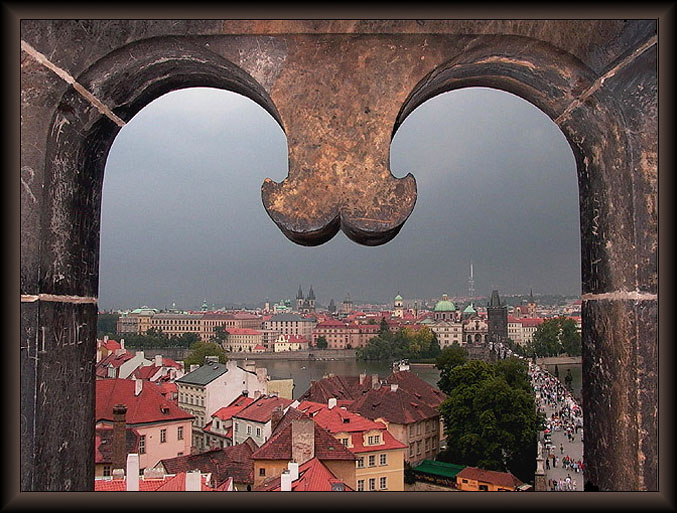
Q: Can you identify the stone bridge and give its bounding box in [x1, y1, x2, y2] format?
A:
[19, 19, 658, 492]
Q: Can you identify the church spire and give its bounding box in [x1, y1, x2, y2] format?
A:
[297, 285, 304, 300]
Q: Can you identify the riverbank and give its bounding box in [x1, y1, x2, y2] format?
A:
[536, 356, 581, 366]
[140, 347, 357, 362]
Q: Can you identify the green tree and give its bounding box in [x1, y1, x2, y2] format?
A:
[379, 317, 389, 335]
[435, 343, 469, 394]
[527, 317, 581, 357]
[97, 313, 119, 337]
[316, 336, 328, 349]
[183, 341, 227, 367]
[210, 325, 229, 345]
[436, 358, 541, 484]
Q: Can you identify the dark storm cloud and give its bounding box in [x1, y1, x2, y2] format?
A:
[99, 87, 580, 310]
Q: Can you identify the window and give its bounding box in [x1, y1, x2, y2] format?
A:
[409, 444, 415, 458]
[357, 480, 365, 491]
[368, 455, 376, 467]
[103, 465, 111, 477]
[341, 438, 349, 446]
[247, 425, 252, 435]
[259, 468, 266, 476]
[177, 426, 184, 440]
[356, 457, 364, 468]
[368, 478, 376, 491]
[416, 440, 422, 454]
[409, 425, 415, 436]
[160, 429, 166, 443]
[479, 485, 489, 491]
[379, 454, 387, 466]
[256, 427, 261, 438]
[379, 477, 387, 490]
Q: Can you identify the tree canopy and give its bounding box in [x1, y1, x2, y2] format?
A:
[526, 317, 581, 357]
[356, 326, 441, 361]
[123, 329, 201, 349]
[436, 357, 542, 484]
[183, 341, 228, 367]
[435, 343, 469, 393]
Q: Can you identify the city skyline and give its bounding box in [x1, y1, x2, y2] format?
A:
[99, 86, 581, 310]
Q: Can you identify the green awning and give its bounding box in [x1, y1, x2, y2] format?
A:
[412, 460, 466, 479]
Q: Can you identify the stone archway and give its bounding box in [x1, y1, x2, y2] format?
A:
[20, 20, 657, 491]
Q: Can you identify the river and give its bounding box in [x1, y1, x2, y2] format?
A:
[239, 358, 583, 401]
[235, 359, 441, 400]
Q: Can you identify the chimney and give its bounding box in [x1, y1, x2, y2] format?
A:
[371, 375, 380, 389]
[120, 338, 125, 350]
[390, 384, 399, 392]
[136, 351, 144, 361]
[96, 349, 102, 363]
[112, 404, 128, 472]
[115, 348, 125, 356]
[270, 406, 284, 432]
[359, 372, 366, 385]
[280, 470, 292, 492]
[185, 470, 202, 491]
[126, 454, 139, 491]
[190, 364, 199, 373]
[104, 335, 109, 343]
[291, 418, 315, 465]
[328, 398, 337, 409]
[155, 354, 163, 366]
[134, 379, 143, 396]
[288, 461, 299, 481]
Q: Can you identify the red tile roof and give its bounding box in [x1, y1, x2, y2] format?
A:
[456, 466, 524, 489]
[226, 328, 263, 336]
[297, 375, 375, 404]
[297, 401, 406, 454]
[251, 415, 356, 462]
[348, 384, 440, 425]
[254, 458, 353, 491]
[234, 396, 293, 423]
[160, 438, 258, 486]
[211, 395, 255, 421]
[384, 370, 447, 408]
[94, 473, 215, 491]
[96, 379, 193, 425]
[314, 319, 348, 328]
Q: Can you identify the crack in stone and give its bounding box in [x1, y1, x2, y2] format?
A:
[20, 40, 126, 128]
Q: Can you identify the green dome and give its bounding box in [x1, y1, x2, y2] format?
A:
[434, 295, 456, 312]
[394, 294, 403, 301]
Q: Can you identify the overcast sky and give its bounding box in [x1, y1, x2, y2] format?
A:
[99, 86, 580, 311]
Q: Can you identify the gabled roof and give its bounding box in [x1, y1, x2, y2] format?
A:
[251, 416, 355, 462]
[456, 466, 524, 489]
[160, 438, 258, 486]
[348, 385, 440, 425]
[297, 375, 375, 404]
[211, 395, 255, 422]
[96, 379, 193, 424]
[254, 457, 353, 491]
[175, 361, 227, 385]
[297, 402, 406, 453]
[384, 370, 447, 408]
[234, 396, 293, 423]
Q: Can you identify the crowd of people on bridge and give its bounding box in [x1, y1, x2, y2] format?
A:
[529, 361, 585, 492]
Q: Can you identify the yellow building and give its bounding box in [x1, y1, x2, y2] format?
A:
[298, 400, 407, 491]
